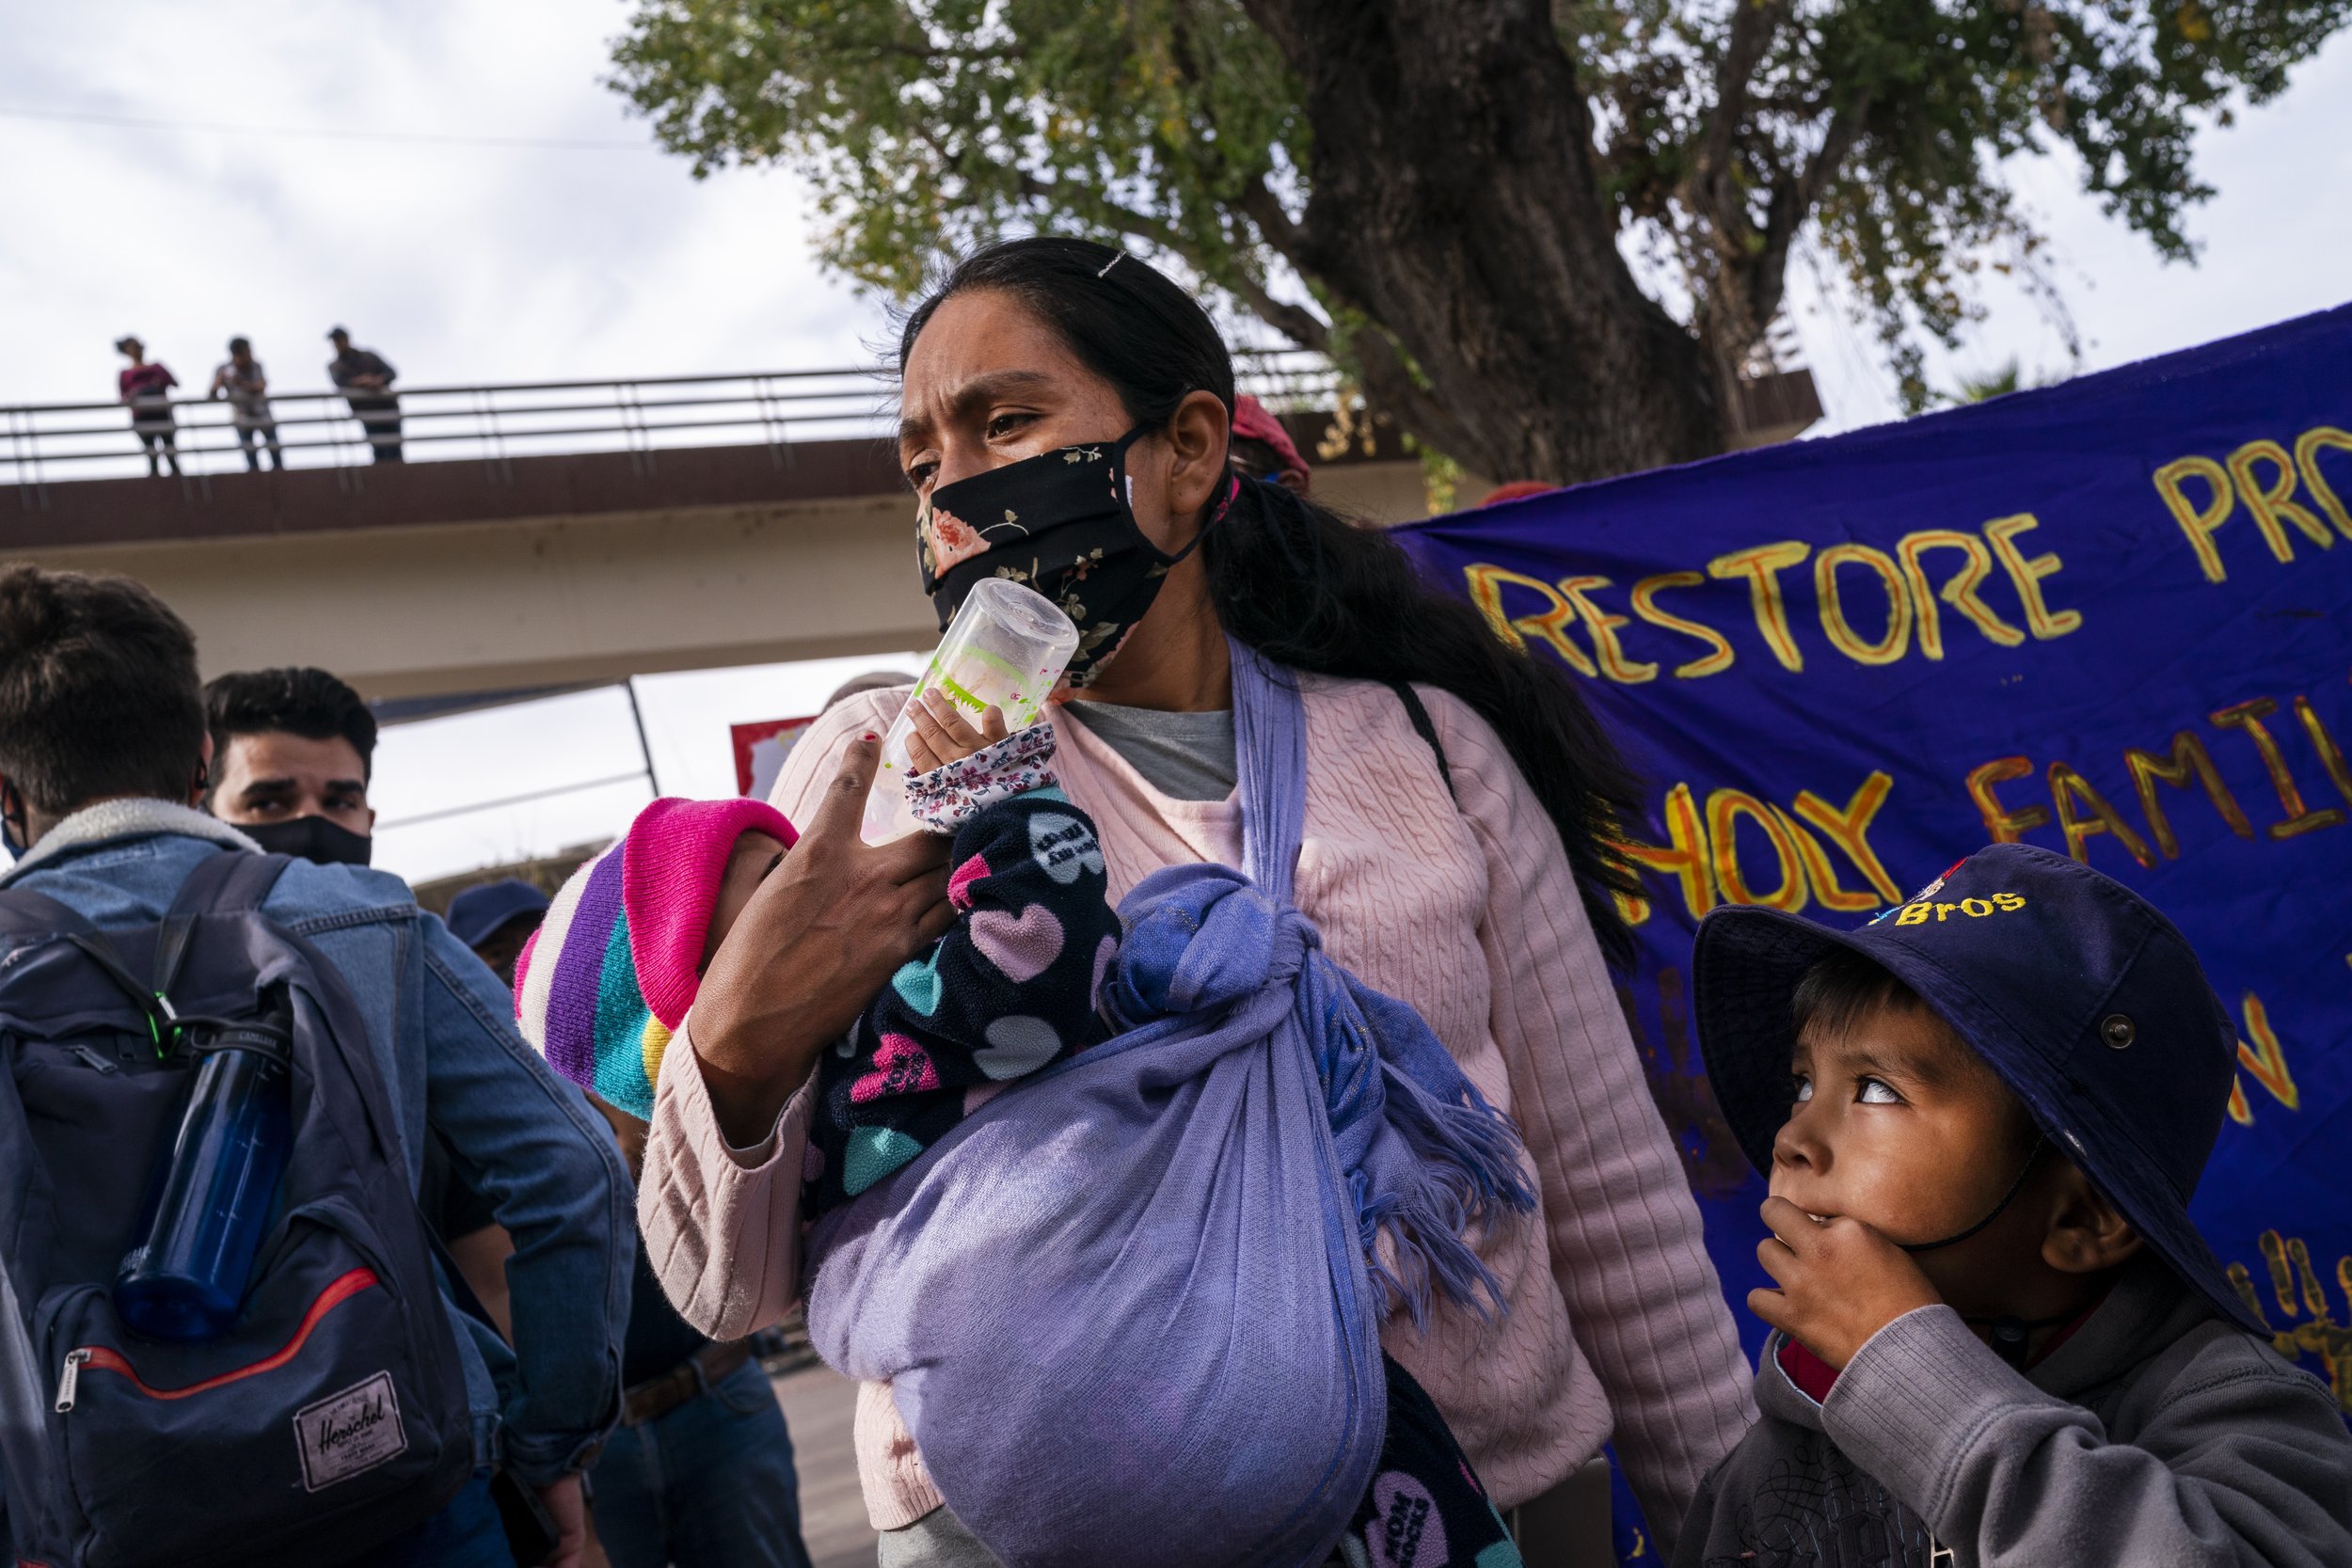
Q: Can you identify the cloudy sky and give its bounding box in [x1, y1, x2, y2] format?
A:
[3, 2, 2347, 880]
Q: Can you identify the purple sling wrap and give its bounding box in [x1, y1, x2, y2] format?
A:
[803, 641, 1534, 1566]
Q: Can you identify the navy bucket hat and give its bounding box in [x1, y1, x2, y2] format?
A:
[1692, 842, 2259, 1333]
[446, 879, 551, 952]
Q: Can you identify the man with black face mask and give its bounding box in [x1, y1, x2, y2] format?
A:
[203, 666, 379, 865]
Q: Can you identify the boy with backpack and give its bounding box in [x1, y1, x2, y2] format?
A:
[1677, 843, 2352, 1567]
[0, 565, 632, 1567]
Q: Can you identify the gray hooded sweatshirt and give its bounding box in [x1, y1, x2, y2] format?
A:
[1674, 1257, 2352, 1567]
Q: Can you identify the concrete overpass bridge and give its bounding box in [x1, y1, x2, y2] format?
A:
[3, 357, 1817, 704]
[1, 357, 1432, 701]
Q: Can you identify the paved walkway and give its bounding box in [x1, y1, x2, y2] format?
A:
[773, 1359, 879, 1568]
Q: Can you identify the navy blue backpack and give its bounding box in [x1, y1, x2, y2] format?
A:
[0, 851, 474, 1567]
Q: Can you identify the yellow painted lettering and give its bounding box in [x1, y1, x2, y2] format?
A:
[1706, 789, 1808, 911]
[1790, 771, 1904, 904]
[1773, 806, 1880, 912]
[1895, 530, 2026, 657]
[1933, 902, 1958, 922]
[1613, 782, 1714, 923]
[2152, 455, 2236, 583]
[2124, 731, 2255, 859]
[1556, 575, 1659, 684]
[2236, 992, 2299, 1113]
[1706, 541, 1811, 673]
[1982, 514, 2084, 640]
[2049, 761, 2156, 869]
[2292, 425, 2352, 541]
[1961, 897, 1993, 917]
[1462, 564, 1598, 678]
[2210, 698, 2346, 840]
[1813, 544, 1913, 666]
[1993, 893, 2025, 911]
[1895, 902, 1932, 926]
[2292, 695, 2352, 807]
[2226, 439, 2335, 558]
[1965, 756, 2051, 844]
[1628, 572, 1737, 679]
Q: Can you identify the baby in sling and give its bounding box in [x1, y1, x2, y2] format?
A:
[523, 693, 1529, 1567]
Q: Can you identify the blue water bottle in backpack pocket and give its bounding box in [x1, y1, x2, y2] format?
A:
[114, 988, 295, 1340]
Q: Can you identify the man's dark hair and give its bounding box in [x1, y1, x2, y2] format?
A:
[205, 668, 378, 784]
[228, 336, 251, 355]
[0, 565, 206, 814]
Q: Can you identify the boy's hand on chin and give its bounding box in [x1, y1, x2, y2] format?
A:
[1751, 1196, 1942, 1370]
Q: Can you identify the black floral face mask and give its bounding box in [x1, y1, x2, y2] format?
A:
[917, 428, 1237, 688]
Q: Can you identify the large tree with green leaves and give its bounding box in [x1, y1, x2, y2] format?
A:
[610, 0, 2344, 485]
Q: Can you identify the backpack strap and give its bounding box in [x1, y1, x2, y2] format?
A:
[0, 850, 296, 1053]
[154, 849, 294, 1000]
[167, 847, 294, 919]
[0, 885, 171, 1044]
[0, 884, 102, 942]
[1384, 680, 1457, 804]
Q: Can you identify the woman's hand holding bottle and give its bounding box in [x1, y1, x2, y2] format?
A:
[690, 735, 952, 1146]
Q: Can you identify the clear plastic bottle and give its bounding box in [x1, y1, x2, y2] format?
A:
[114, 994, 295, 1341]
[863, 578, 1081, 844]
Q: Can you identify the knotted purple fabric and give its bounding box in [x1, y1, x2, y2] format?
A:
[803, 641, 1533, 1566]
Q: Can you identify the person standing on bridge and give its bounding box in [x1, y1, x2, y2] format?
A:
[328, 325, 403, 463]
[210, 336, 283, 472]
[113, 335, 181, 478]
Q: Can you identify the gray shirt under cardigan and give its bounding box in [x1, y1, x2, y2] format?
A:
[1059, 698, 1237, 801]
[1674, 1255, 2352, 1567]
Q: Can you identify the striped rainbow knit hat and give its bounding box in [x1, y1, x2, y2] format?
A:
[515, 796, 798, 1117]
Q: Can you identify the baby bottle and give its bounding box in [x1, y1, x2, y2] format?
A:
[114, 990, 296, 1341]
[863, 578, 1080, 844]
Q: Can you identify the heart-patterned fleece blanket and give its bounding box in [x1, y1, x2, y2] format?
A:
[801, 783, 1123, 1216]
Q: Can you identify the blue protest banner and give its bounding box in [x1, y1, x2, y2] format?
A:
[1398, 303, 2352, 1553]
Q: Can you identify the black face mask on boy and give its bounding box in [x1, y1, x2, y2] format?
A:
[916, 428, 1239, 689]
[241, 813, 373, 867]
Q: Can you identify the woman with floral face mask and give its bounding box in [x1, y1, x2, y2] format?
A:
[642, 239, 1754, 1563]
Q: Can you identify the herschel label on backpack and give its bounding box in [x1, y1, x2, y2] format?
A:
[294, 1370, 408, 1493]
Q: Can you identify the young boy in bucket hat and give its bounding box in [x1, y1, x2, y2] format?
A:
[1675, 841, 2352, 1568]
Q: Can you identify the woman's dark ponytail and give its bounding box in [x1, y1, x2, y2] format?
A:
[904, 239, 1644, 965]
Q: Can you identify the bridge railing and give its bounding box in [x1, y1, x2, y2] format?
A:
[1, 350, 1341, 490]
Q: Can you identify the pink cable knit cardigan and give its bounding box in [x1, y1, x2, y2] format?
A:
[637, 673, 1754, 1548]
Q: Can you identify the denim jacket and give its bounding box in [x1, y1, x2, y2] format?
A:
[0, 802, 631, 1485]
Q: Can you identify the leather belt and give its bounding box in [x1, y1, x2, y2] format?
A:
[621, 1340, 753, 1427]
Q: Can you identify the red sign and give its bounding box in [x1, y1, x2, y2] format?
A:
[730, 717, 818, 799]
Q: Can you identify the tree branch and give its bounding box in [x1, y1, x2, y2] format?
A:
[908, 119, 988, 186]
[1682, 0, 1795, 372]
[1746, 101, 1865, 327]
[1236, 174, 1307, 268]
[1222, 269, 1333, 355]
[1692, 0, 1788, 219]
[1348, 329, 1486, 475]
